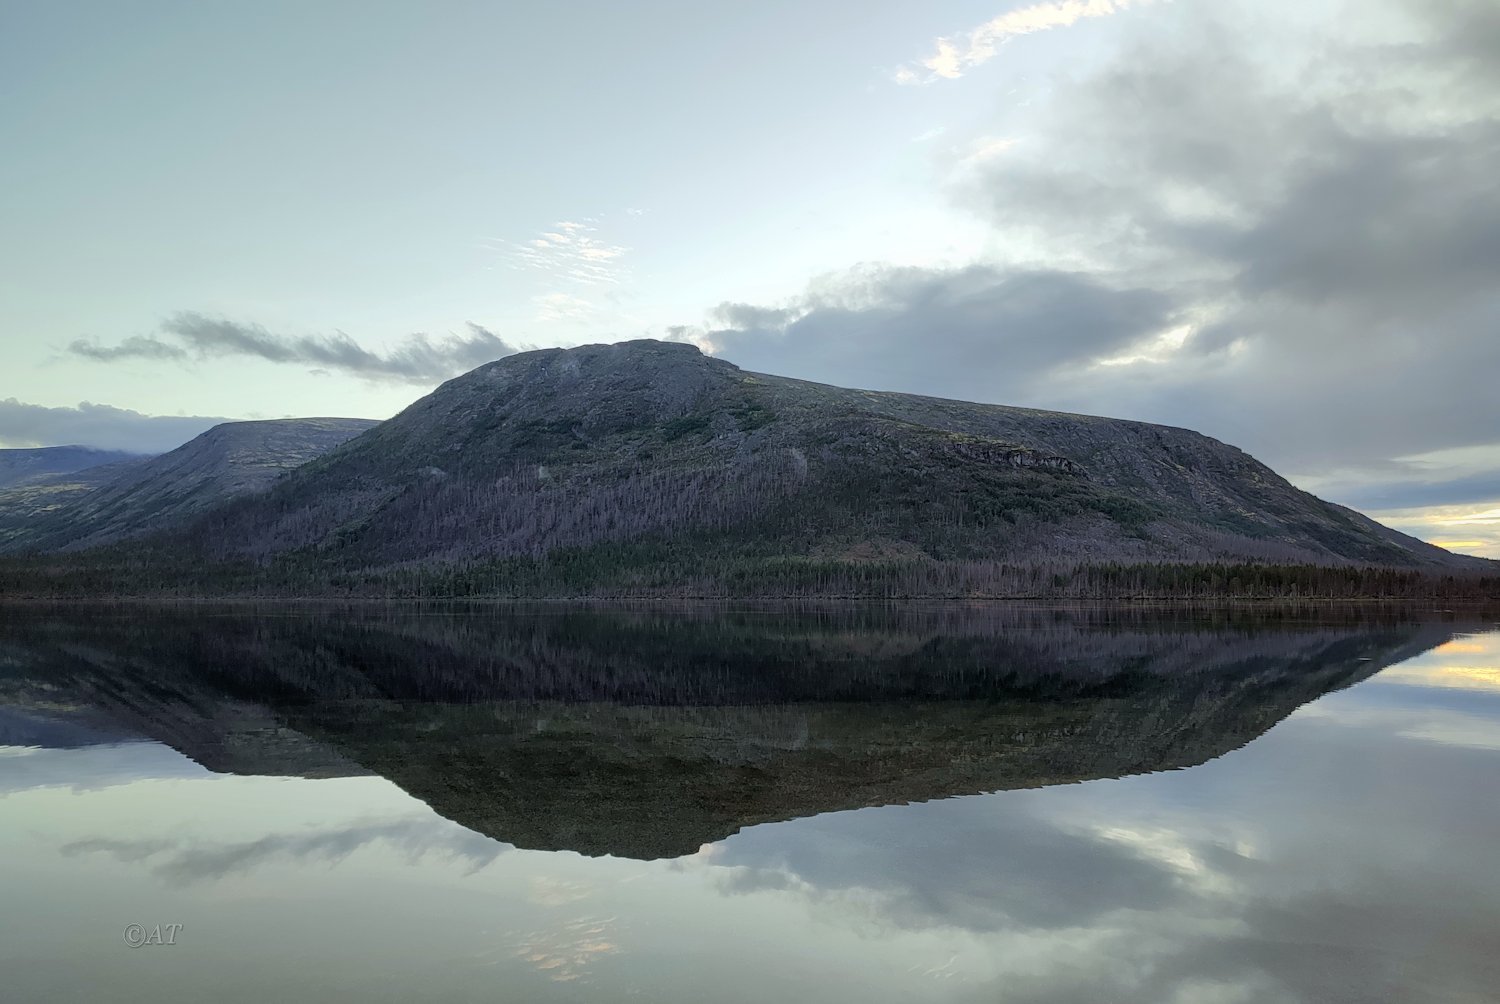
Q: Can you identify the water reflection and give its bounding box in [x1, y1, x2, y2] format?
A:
[0, 605, 1457, 858]
[1, 606, 1497, 1003]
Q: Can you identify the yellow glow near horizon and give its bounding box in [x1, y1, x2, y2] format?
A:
[1434, 641, 1489, 655]
[1379, 635, 1500, 693]
[1379, 665, 1500, 692]
[1367, 500, 1500, 559]
[1437, 509, 1500, 525]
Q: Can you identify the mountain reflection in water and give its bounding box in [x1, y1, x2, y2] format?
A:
[4, 604, 1500, 1004]
[0, 605, 1461, 858]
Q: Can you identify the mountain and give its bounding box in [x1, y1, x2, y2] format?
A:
[2, 418, 376, 553]
[185, 340, 1480, 574]
[0, 604, 1459, 858]
[3, 340, 1491, 597]
[0, 445, 147, 489]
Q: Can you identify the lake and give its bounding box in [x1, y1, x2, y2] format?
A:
[2, 604, 1498, 1002]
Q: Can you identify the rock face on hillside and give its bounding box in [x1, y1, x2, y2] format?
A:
[185, 340, 1477, 571]
[4, 418, 376, 552]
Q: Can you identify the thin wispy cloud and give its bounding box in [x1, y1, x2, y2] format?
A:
[488, 219, 631, 287]
[69, 313, 521, 384]
[896, 0, 1151, 85]
[484, 215, 638, 327]
[62, 819, 508, 885]
[957, 135, 1019, 168]
[533, 292, 598, 323]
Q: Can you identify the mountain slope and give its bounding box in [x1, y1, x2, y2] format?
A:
[5, 418, 376, 552]
[185, 339, 1478, 575]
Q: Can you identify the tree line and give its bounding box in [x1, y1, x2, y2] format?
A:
[1, 543, 1495, 602]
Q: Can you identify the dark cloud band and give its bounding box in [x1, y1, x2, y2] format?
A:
[0, 399, 228, 454]
[69, 313, 521, 384]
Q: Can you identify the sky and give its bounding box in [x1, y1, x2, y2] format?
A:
[2, 0, 1497, 555]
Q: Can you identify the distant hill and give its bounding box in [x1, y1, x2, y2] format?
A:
[2, 418, 376, 552]
[0, 445, 147, 489]
[0, 448, 155, 550]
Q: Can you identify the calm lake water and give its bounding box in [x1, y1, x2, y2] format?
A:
[2, 605, 1498, 1003]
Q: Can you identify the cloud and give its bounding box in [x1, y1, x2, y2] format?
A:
[970, 0, 1500, 474]
[69, 313, 521, 384]
[0, 741, 207, 794]
[0, 398, 228, 453]
[703, 0, 1500, 515]
[1366, 503, 1500, 559]
[956, 135, 1018, 168]
[68, 334, 188, 362]
[533, 292, 598, 323]
[1303, 469, 1500, 513]
[509, 915, 621, 984]
[61, 817, 508, 885]
[482, 217, 636, 329]
[700, 265, 1178, 406]
[715, 796, 1191, 933]
[488, 219, 632, 287]
[897, 0, 1151, 84]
